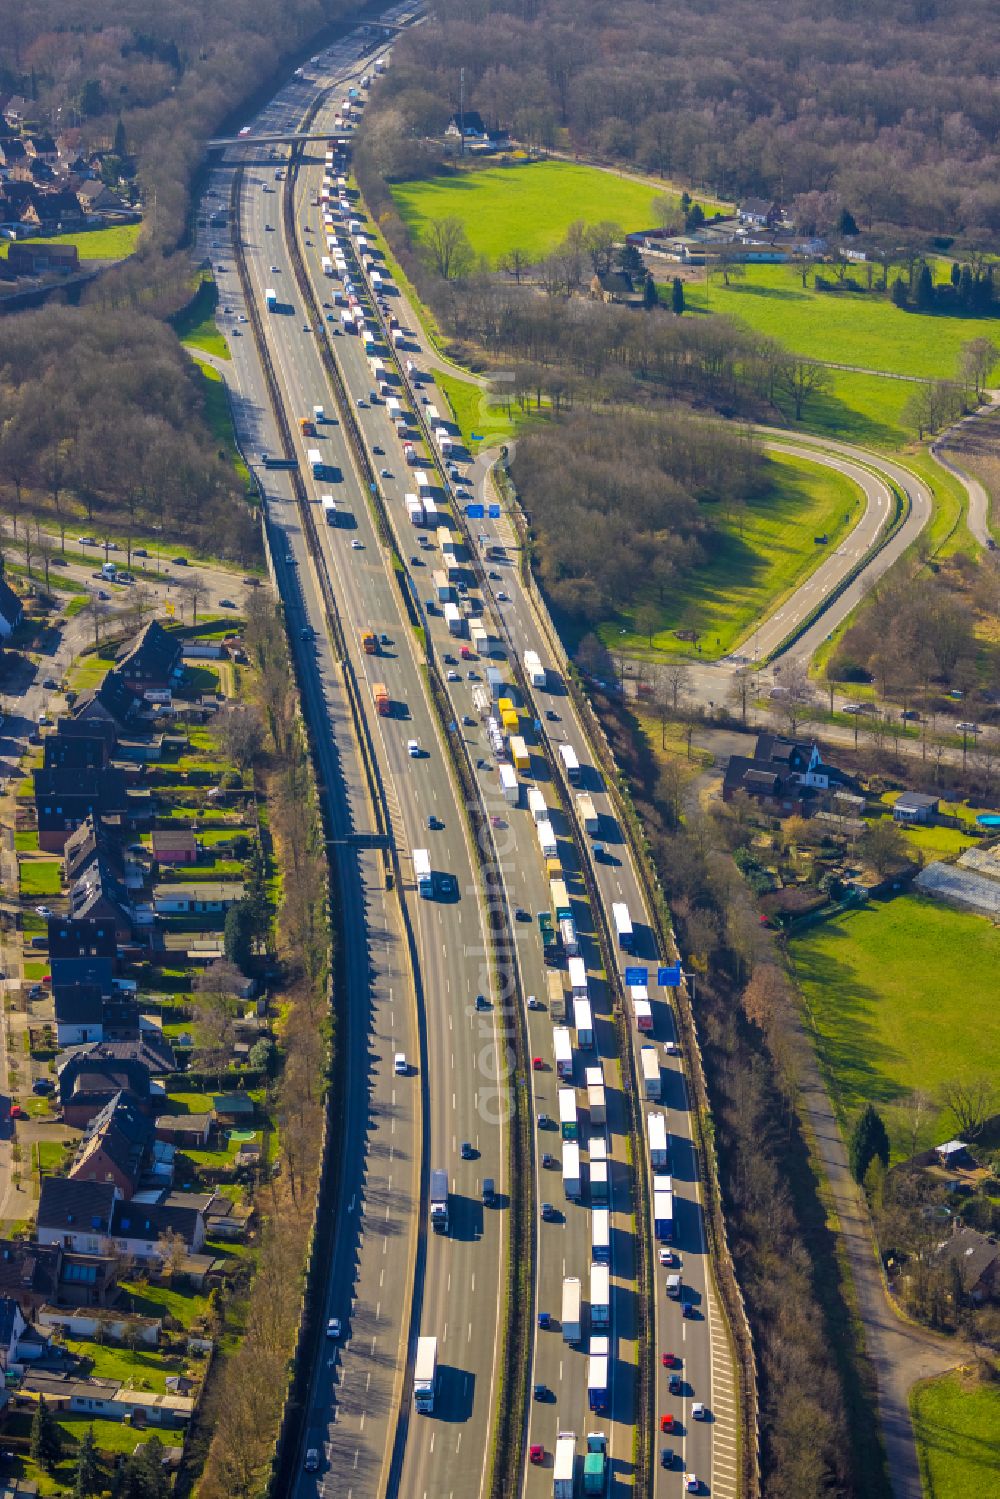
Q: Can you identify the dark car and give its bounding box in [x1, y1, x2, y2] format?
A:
[546, 709, 559, 721]
[541, 1152, 556, 1169]
[32, 1078, 54, 1095]
[460, 1141, 475, 1160]
[661, 1448, 674, 1469]
[515, 907, 531, 923]
[538, 1311, 552, 1330]
[533, 1383, 552, 1402]
[669, 1373, 683, 1395]
[171, 556, 188, 566]
[541, 1202, 556, 1221]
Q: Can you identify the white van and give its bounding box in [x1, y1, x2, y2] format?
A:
[394, 1053, 407, 1075]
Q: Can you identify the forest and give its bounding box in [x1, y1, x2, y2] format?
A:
[511, 408, 767, 623]
[0, 306, 257, 561]
[380, 0, 1000, 245]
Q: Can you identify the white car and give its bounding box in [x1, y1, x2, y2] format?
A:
[326, 1317, 341, 1339]
[446, 669, 459, 682]
[664, 1040, 678, 1056]
[394, 1052, 407, 1075]
[692, 1402, 707, 1421]
[351, 539, 363, 550]
[407, 739, 420, 758]
[658, 1246, 677, 1267]
[35, 905, 53, 918]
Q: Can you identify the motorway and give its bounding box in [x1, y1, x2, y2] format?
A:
[200, 13, 741, 1499]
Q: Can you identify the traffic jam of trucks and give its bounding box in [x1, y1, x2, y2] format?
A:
[304, 131, 700, 1472]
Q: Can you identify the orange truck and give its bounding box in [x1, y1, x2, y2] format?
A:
[373, 682, 390, 715]
[300, 417, 316, 436]
[361, 629, 377, 655]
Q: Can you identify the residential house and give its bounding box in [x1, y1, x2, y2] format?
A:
[53, 984, 106, 1047]
[0, 576, 23, 639]
[589, 270, 640, 305]
[0, 1238, 117, 1314]
[24, 134, 57, 161]
[2, 97, 29, 128]
[63, 815, 125, 886]
[20, 189, 85, 233]
[36, 1178, 117, 1255]
[109, 1198, 206, 1261]
[72, 670, 142, 734]
[19, 1369, 195, 1427]
[47, 918, 118, 993]
[70, 1092, 155, 1199]
[738, 197, 783, 229]
[45, 733, 109, 772]
[0, 1240, 63, 1314]
[68, 857, 135, 942]
[0, 1297, 28, 1372]
[153, 882, 244, 916]
[445, 110, 489, 142]
[935, 1139, 972, 1169]
[892, 791, 940, 824]
[6, 240, 80, 278]
[57, 715, 118, 754]
[115, 620, 184, 697]
[76, 179, 126, 215]
[722, 733, 848, 816]
[150, 828, 197, 865]
[937, 1226, 1000, 1302]
[56, 1034, 175, 1127]
[34, 766, 128, 851]
[0, 138, 26, 169]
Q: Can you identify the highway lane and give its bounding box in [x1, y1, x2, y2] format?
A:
[233, 36, 512, 1498]
[298, 144, 651, 1491]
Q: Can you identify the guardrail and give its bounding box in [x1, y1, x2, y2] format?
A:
[496, 448, 762, 1497]
[283, 139, 536, 1499]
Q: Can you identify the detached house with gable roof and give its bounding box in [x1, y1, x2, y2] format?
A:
[115, 620, 183, 698]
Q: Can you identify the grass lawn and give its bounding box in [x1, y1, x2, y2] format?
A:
[23, 960, 49, 980]
[35, 1139, 70, 1176]
[790, 895, 1000, 1155]
[66, 1337, 178, 1393]
[0, 222, 141, 261]
[911, 1370, 1000, 1499]
[775, 367, 915, 449]
[120, 1276, 210, 1331]
[165, 1090, 218, 1115]
[392, 161, 679, 266]
[14, 830, 39, 852]
[598, 447, 861, 659]
[683, 263, 1000, 382]
[63, 594, 92, 618]
[3, 1412, 166, 1496]
[436, 369, 532, 453]
[172, 272, 231, 361]
[190, 359, 251, 491]
[18, 859, 61, 897]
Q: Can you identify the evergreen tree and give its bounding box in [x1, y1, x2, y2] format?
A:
[30, 1394, 62, 1473]
[113, 117, 128, 157]
[642, 275, 658, 311]
[74, 1425, 102, 1497]
[223, 899, 255, 972]
[958, 264, 975, 309]
[849, 1103, 891, 1183]
[838, 207, 859, 236]
[671, 277, 685, 315]
[950, 261, 961, 289]
[890, 277, 909, 309]
[684, 203, 705, 234]
[914, 262, 935, 312]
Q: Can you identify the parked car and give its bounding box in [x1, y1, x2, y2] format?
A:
[326, 1317, 341, 1339]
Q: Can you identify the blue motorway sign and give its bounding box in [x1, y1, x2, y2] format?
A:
[466, 503, 485, 519]
[624, 966, 648, 987]
[658, 964, 682, 988]
[488, 504, 501, 519]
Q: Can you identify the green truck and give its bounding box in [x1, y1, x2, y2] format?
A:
[583, 1432, 607, 1493]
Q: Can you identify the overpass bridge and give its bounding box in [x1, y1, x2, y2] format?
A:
[206, 130, 352, 151]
